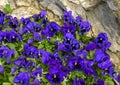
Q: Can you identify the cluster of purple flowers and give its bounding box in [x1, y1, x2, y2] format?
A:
[0, 10, 120, 85]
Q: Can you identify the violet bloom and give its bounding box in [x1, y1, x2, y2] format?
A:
[42, 22, 60, 37]
[85, 42, 97, 51]
[73, 77, 85, 85]
[74, 49, 87, 59]
[75, 16, 82, 26]
[27, 38, 34, 44]
[0, 65, 4, 73]
[61, 24, 76, 35]
[24, 45, 37, 58]
[68, 57, 83, 71]
[8, 30, 22, 42]
[48, 59, 63, 73]
[14, 72, 30, 85]
[79, 21, 91, 35]
[82, 59, 96, 76]
[30, 78, 41, 85]
[11, 67, 17, 74]
[70, 39, 80, 50]
[0, 45, 15, 63]
[41, 50, 53, 64]
[8, 17, 19, 29]
[64, 33, 74, 44]
[32, 10, 47, 21]
[117, 73, 120, 83]
[46, 72, 64, 84]
[94, 49, 109, 63]
[107, 67, 117, 79]
[93, 79, 105, 85]
[31, 66, 42, 77]
[35, 49, 43, 59]
[95, 33, 111, 51]
[98, 58, 112, 70]
[63, 11, 75, 25]
[0, 16, 4, 24]
[20, 17, 31, 26]
[14, 55, 36, 69]
[13, 55, 26, 67]
[33, 32, 42, 41]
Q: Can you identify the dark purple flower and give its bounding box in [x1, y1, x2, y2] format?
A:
[46, 72, 64, 84]
[0, 16, 4, 24]
[20, 17, 31, 26]
[79, 21, 91, 35]
[70, 39, 80, 50]
[33, 32, 42, 41]
[11, 67, 17, 74]
[64, 33, 74, 44]
[68, 57, 83, 71]
[0, 65, 4, 73]
[19, 26, 31, 35]
[83, 59, 95, 76]
[35, 49, 43, 59]
[61, 24, 76, 35]
[63, 11, 75, 25]
[31, 66, 42, 77]
[74, 49, 87, 59]
[93, 79, 105, 85]
[107, 67, 117, 79]
[42, 22, 60, 37]
[26, 22, 41, 32]
[13, 55, 26, 67]
[27, 38, 34, 44]
[98, 58, 112, 70]
[30, 78, 41, 85]
[75, 16, 82, 26]
[95, 33, 111, 51]
[73, 77, 85, 85]
[0, 45, 15, 63]
[32, 10, 47, 21]
[58, 43, 71, 53]
[85, 42, 97, 51]
[8, 30, 22, 42]
[8, 17, 19, 29]
[14, 72, 30, 85]
[24, 45, 37, 58]
[117, 73, 120, 83]
[94, 49, 109, 63]
[41, 50, 52, 64]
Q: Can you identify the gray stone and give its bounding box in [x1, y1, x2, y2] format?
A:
[79, 0, 101, 10]
[11, 7, 39, 19]
[47, 3, 63, 18]
[15, 0, 30, 7]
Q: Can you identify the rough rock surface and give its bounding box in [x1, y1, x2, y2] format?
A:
[0, 0, 120, 71]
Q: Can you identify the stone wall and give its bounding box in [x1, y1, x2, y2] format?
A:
[0, 0, 120, 71]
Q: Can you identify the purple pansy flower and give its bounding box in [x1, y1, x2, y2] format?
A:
[68, 56, 83, 71]
[73, 77, 85, 85]
[46, 72, 64, 84]
[42, 22, 60, 37]
[79, 21, 91, 35]
[0, 65, 4, 73]
[8, 17, 19, 29]
[14, 72, 30, 85]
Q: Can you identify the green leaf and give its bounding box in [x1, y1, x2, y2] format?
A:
[8, 76, 14, 84]
[105, 80, 115, 85]
[3, 4, 13, 14]
[2, 82, 11, 85]
[7, 43, 16, 49]
[38, 43, 44, 49]
[87, 51, 94, 59]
